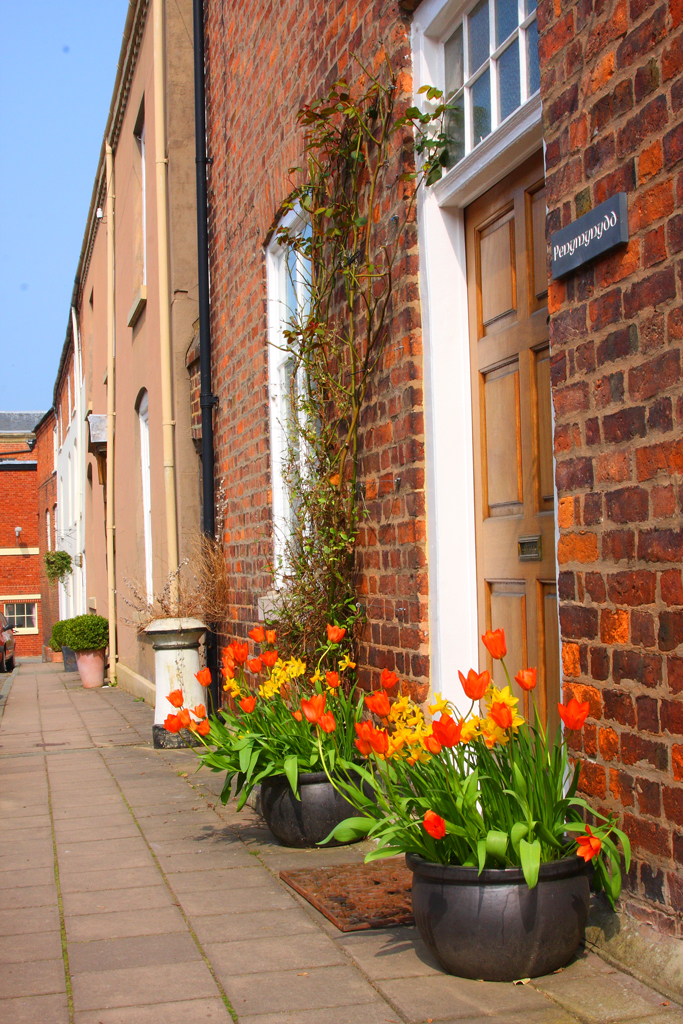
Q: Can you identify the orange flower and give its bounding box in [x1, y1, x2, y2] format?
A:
[239, 696, 256, 713]
[488, 701, 514, 730]
[266, 629, 277, 644]
[231, 641, 249, 665]
[482, 628, 506, 660]
[515, 668, 537, 691]
[431, 713, 464, 748]
[558, 697, 590, 731]
[424, 734, 442, 755]
[319, 712, 336, 733]
[248, 657, 263, 674]
[249, 626, 265, 643]
[326, 623, 346, 644]
[423, 810, 446, 840]
[354, 721, 388, 756]
[329, 472, 341, 487]
[365, 691, 391, 717]
[325, 671, 340, 689]
[301, 693, 326, 724]
[191, 704, 206, 719]
[380, 667, 399, 690]
[576, 825, 602, 862]
[261, 649, 278, 668]
[458, 668, 490, 701]
[167, 689, 184, 708]
[292, 710, 303, 721]
[196, 719, 210, 736]
[195, 667, 212, 687]
[164, 714, 182, 733]
[221, 649, 235, 679]
[177, 708, 191, 728]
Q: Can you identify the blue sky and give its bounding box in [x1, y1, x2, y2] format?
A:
[0, 1, 130, 413]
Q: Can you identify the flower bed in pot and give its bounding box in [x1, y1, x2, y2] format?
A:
[324, 628, 630, 981]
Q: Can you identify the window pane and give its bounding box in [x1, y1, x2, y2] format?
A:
[526, 19, 540, 95]
[496, 0, 518, 45]
[499, 38, 521, 121]
[445, 92, 466, 166]
[444, 24, 464, 96]
[468, 0, 490, 75]
[472, 69, 492, 146]
[525, 0, 537, 13]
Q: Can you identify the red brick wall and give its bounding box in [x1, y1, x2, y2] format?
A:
[204, 0, 429, 697]
[539, 0, 683, 931]
[34, 412, 59, 650]
[0, 437, 42, 657]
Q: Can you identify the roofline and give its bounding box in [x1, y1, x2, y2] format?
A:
[53, 0, 150, 406]
[33, 408, 55, 435]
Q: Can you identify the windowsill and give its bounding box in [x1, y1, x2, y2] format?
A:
[12, 627, 38, 635]
[127, 286, 147, 328]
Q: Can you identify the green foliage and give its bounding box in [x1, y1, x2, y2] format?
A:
[44, 550, 72, 586]
[271, 60, 448, 661]
[49, 619, 72, 652]
[62, 614, 109, 652]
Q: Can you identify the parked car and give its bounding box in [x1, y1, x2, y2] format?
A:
[0, 613, 16, 672]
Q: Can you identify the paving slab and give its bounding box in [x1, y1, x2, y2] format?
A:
[66, 905, 187, 942]
[71, 960, 219, 1011]
[0, 992, 70, 1024]
[73, 998, 234, 1024]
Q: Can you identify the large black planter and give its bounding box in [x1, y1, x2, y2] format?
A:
[407, 852, 590, 982]
[260, 771, 364, 848]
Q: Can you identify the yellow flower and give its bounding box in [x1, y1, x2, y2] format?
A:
[428, 691, 449, 715]
[460, 716, 480, 743]
[485, 685, 524, 733]
[310, 668, 324, 685]
[338, 654, 356, 672]
[223, 681, 241, 699]
[286, 657, 306, 679]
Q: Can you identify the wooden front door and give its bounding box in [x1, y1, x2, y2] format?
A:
[465, 151, 559, 730]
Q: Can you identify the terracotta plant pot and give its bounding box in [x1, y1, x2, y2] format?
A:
[260, 771, 367, 848]
[75, 648, 106, 688]
[407, 852, 590, 982]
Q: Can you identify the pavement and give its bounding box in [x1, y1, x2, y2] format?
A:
[0, 661, 680, 1024]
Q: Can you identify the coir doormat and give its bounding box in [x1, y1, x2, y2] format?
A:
[279, 860, 414, 932]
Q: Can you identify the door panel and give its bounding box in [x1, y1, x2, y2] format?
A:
[466, 151, 559, 727]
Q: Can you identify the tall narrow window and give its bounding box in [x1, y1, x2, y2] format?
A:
[46, 509, 51, 551]
[267, 213, 309, 576]
[140, 123, 147, 285]
[138, 392, 153, 603]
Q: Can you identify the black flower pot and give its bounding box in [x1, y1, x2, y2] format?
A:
[260, 771, 364, 848]
[407, 852, 590, 982]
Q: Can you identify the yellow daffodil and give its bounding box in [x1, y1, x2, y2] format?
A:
[309, 668, 324, 685]
[338, 654, 356, 672]
[460, 716, 480, 743]
[287, 657, 306, 679]
[428, 691, 450, 716]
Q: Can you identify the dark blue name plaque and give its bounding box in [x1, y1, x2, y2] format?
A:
[551, 193, 628, 280]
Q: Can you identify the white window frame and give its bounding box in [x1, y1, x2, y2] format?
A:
[4, 600, 39, 635]
[140, 123, 147, 286]
[138, 392, 154, 603]
[411, 0, 544, 706]
[266, 208, 309, 581]
[46, 509, 51, 552]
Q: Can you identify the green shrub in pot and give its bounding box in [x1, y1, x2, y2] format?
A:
[49, 619, 73, 652]
[62, 615, 109, 652]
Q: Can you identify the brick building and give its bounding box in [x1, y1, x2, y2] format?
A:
[197, 0, 683, 954]
[0, 412, 45, 658]
[34, 408, 59, 654]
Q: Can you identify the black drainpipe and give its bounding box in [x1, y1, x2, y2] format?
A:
[193, 0, 219, 713]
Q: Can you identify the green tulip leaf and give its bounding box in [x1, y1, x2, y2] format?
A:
[519, 839, 541, 889]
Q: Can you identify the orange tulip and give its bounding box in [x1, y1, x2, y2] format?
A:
[221, 649, 235, 679]
[239, 696, 256, 713]
[482, 628, 506, 660]
[488, 701, 514, 730]
[423, 810, 446, 839]
[326, 624, 346, 643]
[424, 734, 442, 755]
[292, 710, 303, 721]
[191, 704, 206, 719]
[558, 697, 590, 731]
[354, 721, 388, 756]
[164, 714, 182, 733]
[431, 713, 464, 748]
[301, 693, 326, 724]
[515, 668, 537, 691]
[231, 641, 249, 665]
[365, 691, 391, 717]
[319, 712, 336, 733]
[325, 671, 340, 689]
[167, 689, 184, 708]
[380, 667, 399, 690]
[248, 657, 263, 674]
[177, 708, 191, 728]
[576, 825, 602, 862]
[196, 719, 210, 736]
[195, 667, 212, 687]
[249, 626, 265, 643]
[266, 629, 277, 644]
[261, 649, 278, 668]
[458, 668, 490, 701]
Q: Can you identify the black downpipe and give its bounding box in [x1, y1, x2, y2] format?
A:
[193, 0, 219, 714]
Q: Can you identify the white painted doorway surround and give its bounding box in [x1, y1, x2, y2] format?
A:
[411, 0, 544, 709]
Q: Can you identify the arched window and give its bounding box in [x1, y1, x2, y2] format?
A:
[138, 391, 153, 603]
